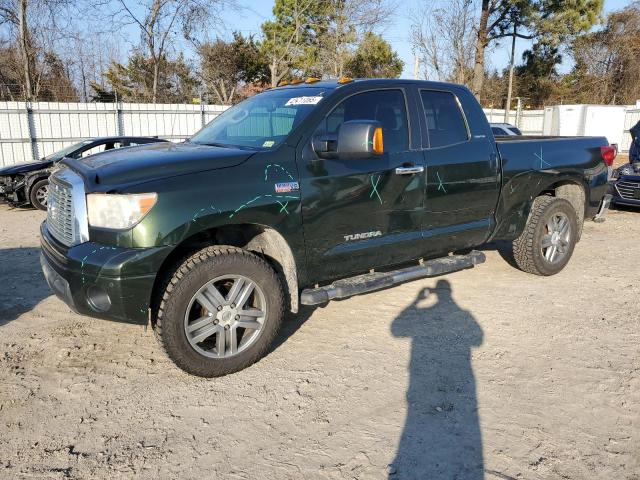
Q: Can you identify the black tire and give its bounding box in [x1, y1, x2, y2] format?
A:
[512, 196, 578, 276]
[154, 246, 284, 377]
[29, 179, 49, 211]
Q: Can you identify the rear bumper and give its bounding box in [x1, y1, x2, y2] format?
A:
[40, 222, 173, 324]
[593, 194, 612, 222]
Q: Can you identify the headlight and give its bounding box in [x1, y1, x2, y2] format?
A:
[87, 193, 157, 229]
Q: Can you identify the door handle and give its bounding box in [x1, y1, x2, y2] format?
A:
[395, 166, 424, 175]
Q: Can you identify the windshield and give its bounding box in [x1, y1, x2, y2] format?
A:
[43, 140, 93, 161]
[190, 87, 330, 149]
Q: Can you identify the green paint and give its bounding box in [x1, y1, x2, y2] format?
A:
[534, 147, 551, 169]
[264, 163, 295, 181]
[370, 175, 382, 204]
[437, 171, 447, 194]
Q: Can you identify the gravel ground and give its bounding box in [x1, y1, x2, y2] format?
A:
[0, 204, 638, 480]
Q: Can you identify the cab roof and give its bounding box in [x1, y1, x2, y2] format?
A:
[274, 78, 467, 90]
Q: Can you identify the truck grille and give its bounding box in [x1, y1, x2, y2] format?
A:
[616, 180, 640, 200]
[47, 176, 75, 246]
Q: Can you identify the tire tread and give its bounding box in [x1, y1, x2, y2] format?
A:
[154, 245, 284, 377]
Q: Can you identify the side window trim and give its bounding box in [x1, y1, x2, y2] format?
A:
[419, 88, 471, 150]
[315, 87, 413, 152]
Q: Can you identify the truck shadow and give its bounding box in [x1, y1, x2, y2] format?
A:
[477, 240, 519, 270]
[0, 247, 50, 326]
[269, 304, 318, 354]
[389, 280, 484, 479]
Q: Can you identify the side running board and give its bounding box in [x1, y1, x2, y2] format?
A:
[300, 250, 486, 306]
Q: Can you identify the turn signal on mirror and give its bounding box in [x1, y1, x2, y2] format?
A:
[373, 127, 384, 155]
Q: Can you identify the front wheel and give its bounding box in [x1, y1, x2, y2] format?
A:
[29, 179, 49, 211]
[512, 196, 578, 276]
[154, 246, 284, 377]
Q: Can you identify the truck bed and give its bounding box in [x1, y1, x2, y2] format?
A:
[490, 135, 611, 240]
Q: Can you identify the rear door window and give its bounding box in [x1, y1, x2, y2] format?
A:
[420, 90, 469, 148]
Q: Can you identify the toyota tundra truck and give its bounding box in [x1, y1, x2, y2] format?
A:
[40, 79, 615, 377]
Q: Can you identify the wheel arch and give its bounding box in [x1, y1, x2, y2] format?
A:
[150, 223, 300, 324]
[492, 175, 587, 242]
[536, 180, 586, 239]
[24, 171, 50, 193]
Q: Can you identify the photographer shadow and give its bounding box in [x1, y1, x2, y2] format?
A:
[390, 279, 484, 479]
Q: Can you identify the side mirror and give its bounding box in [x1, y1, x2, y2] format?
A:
[337, 120, 384, 160]
[312, 134, 338, 159]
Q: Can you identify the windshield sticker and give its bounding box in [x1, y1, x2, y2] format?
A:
[275, 181, 299, 193]
[285, 96, 323, 106]
[262, 140, 275, 148]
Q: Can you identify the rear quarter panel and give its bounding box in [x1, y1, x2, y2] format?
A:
[492, 136, 609, 241]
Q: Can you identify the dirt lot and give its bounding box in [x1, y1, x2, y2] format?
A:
[0, 204, 638, 480]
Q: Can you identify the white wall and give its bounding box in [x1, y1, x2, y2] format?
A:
[0, 102, 227, 166]
[0, 101, 637, 167]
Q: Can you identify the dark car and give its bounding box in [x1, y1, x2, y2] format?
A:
[611, 162, 640, 207]
[490, 122, 523, 136]
[40, 78, 614, 377]
[611, 120, 640, 208]
[0, 136, 168, 210]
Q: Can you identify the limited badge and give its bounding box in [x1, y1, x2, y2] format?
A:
[275, 182, 299, 193]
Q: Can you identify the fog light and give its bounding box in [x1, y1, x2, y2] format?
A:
[86, 285, 111, 312]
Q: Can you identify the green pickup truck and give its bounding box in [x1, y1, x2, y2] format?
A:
[40, 79, 615, 377]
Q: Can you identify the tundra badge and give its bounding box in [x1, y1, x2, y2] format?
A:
[344, 231, 382, 242]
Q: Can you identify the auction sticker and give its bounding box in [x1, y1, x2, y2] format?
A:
[285, 96, 323, 106]
[275, 182, 300, 193]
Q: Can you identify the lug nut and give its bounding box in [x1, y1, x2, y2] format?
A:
[213, 319, 218, 325]
[217, 305, 223, 311]
[224, 325, 230, 330]
[235, 314, 240, 320]
[230, 303, 236, 308]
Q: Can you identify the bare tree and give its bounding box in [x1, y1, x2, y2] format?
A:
[319, 0, 397, 78]
[411, 0, 476, 85]
[261, 0, 323, 87]
[0, 0, 74, 100]
[102, 0, 236, 103]
[571, 2, 640, 105]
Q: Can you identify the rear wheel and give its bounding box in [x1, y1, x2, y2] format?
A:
[154, 246, 284, 377]
[512, 196, 578, 276]
[29, 179, 49, 211]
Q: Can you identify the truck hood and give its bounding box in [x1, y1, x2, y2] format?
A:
[62, 141, 255, 187]
[0, 159, 53, 175]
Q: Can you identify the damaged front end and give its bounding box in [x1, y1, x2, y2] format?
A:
[0, 174, 27, 205]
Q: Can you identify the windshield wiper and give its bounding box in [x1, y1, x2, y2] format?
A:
[195, 141, 234, 148]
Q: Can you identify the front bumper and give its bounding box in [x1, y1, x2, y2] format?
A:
[40, 222, 173, 324]
[0, 177, 26, 204]
[610, 177, 640, 207]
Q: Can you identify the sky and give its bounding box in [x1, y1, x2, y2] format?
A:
[215, 0, 633, 79]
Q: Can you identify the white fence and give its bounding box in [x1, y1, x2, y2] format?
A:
[483, 108, 545, 135]
[0, 101, 637, 167]
[0, 102, 227, 167]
